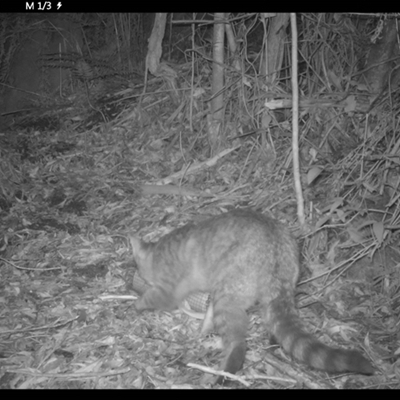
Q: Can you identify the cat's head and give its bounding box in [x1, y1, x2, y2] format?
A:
[129, 236, 154, 283]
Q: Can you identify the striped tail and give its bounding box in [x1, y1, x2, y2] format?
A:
[266, 297, 374, 375]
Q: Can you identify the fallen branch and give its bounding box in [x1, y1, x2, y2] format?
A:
[155, 145, 241, 185]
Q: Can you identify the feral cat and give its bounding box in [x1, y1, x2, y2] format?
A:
[130, 209, 373, 383]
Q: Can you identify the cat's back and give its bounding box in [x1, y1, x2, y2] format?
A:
[157, 209, 289, 248]
[150, 209, 298, 282]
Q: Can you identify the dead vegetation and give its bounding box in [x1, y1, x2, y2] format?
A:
[0, 13, 399, 388]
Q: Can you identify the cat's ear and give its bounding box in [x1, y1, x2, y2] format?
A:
[129, 236, 147, 261]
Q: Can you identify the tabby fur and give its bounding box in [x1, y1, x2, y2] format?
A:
[130, 209, 373, 383]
